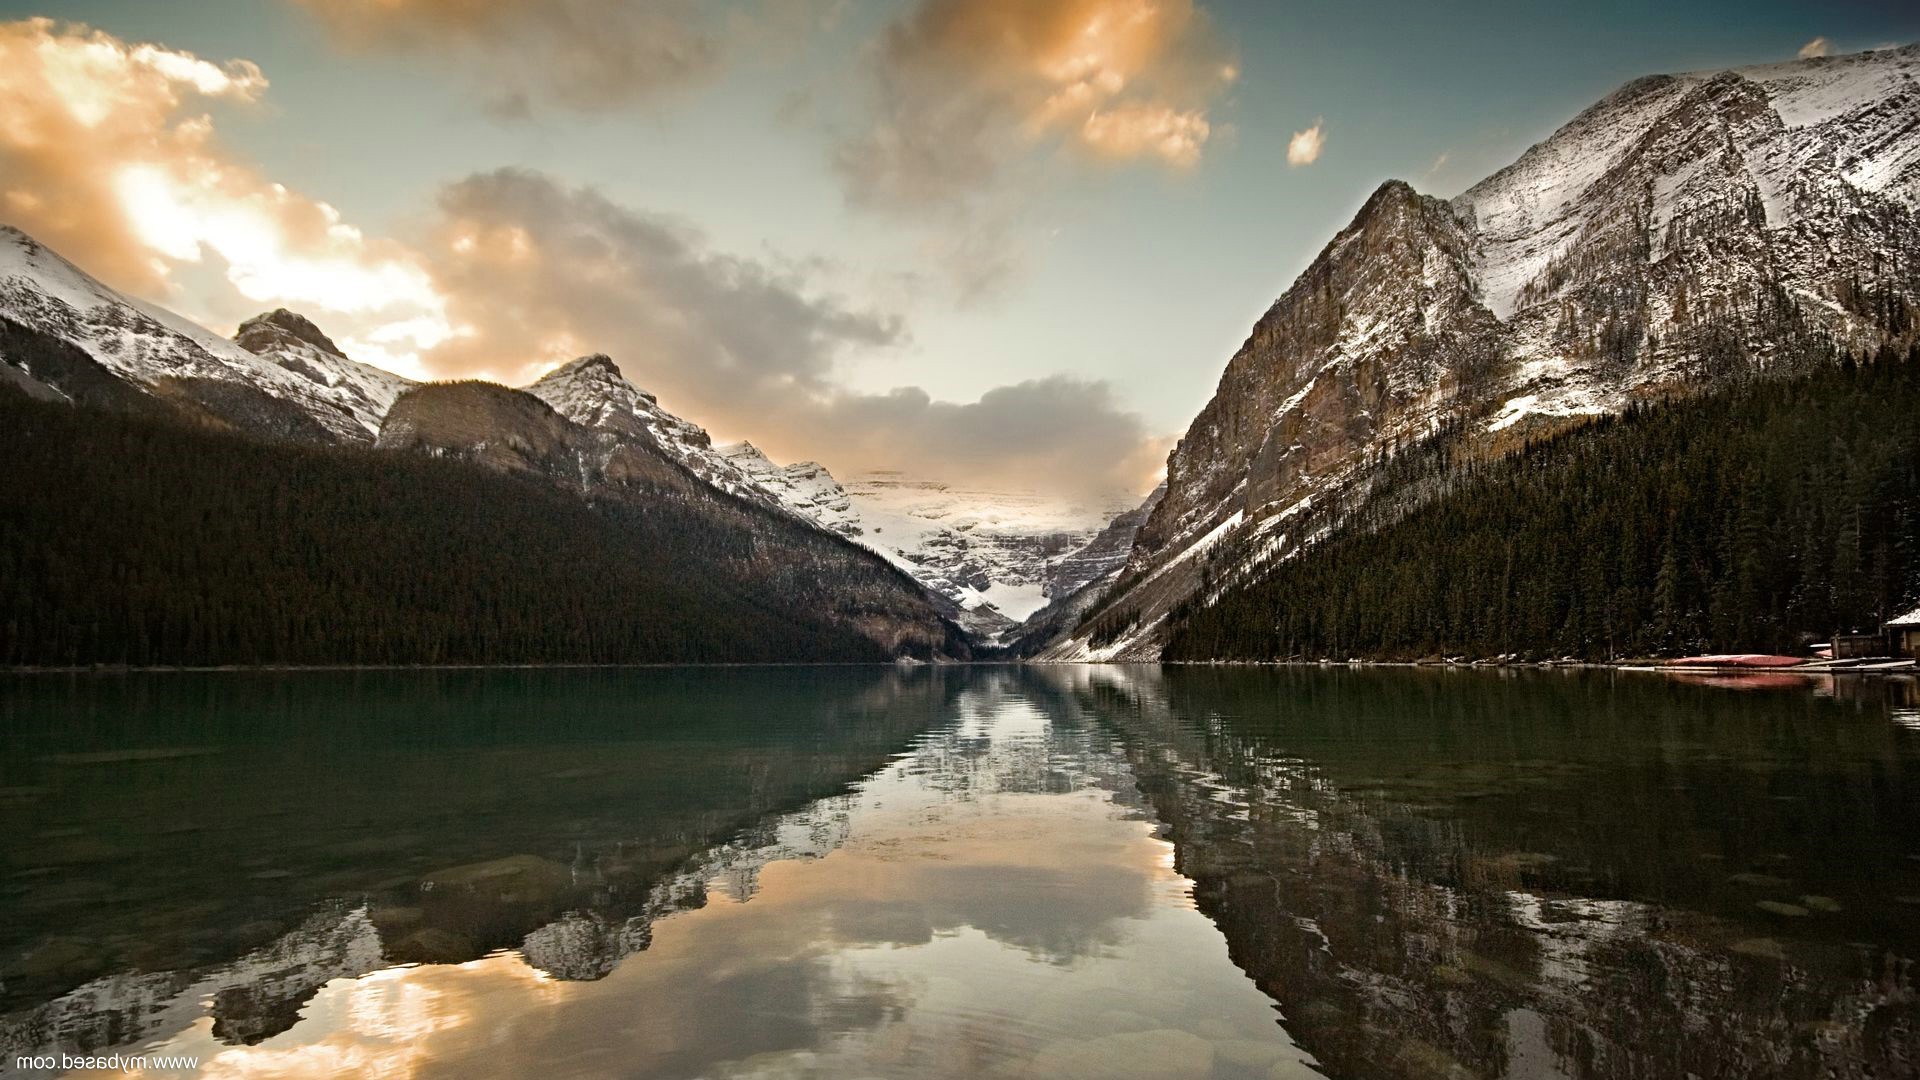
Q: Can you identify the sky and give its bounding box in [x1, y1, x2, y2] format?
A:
[0, 0, 1914, 500]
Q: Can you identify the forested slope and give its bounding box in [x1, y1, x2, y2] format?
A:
[1164, 345, 1920, 662]
[0, 392, 932, 667]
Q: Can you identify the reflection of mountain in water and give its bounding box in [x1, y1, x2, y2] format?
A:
[1034, 666, 1920, 1080]
[2, 797, 870, 1062]
[524, 670, 1155, 982]
[5, 666, 1917, 1079]
[0, 668, 1151, 1063]
[2, 904, 381, 1056]
[516, 793, 861, 983]
[0, 667, 966, 1062]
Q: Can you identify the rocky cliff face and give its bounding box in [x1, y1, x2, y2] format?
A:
[1044, 483, 1165, 603]
[1044, 44, 1920, 660]
[525, 354, 773, 501]
[378, 381, 595, 481]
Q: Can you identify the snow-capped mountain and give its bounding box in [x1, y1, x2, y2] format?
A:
[719, 444, 1137, 637]
[836, 472, 1132, 627]
[528, 353, 1134, 637]
[0, 226, 412, 442]
[1041, 43, 1920, 660]
[231, 307, 413, 435]
[525, 354, 777, 501]
[0, 239, 974, 658]
[718, 442, 864, 538]
[0, 217, 1138, 646]
[1004, 484, 1163, 656]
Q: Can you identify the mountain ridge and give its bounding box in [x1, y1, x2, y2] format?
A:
[1036, 42, 1920, 660]
[0, 228, 975, 662]
[0, 225, 414, 442]
[526, 349, 1134, 638]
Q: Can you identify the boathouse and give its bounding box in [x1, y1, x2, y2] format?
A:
[1830, 631, 1887, 660]
[1889, 607, 1920, 660]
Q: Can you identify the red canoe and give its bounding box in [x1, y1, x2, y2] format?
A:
[1666, 654, 1806, 668]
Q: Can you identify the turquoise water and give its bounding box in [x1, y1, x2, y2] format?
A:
[2, 666, 1916, 1078]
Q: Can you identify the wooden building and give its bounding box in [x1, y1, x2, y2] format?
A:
[1888, 607, 1920, 660]
[1830, 631, 1888, 660]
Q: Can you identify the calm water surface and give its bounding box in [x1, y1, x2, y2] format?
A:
[2, 665, 1918, 1079]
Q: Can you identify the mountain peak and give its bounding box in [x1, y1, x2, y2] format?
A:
[718, 440, 771, 465]
[1361, 177, 1418, 207]
[538, 353, 628, 383]
[234, 308, 345, 359]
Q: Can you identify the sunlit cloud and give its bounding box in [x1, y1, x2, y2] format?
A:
[1287, 119, 1325, 166]
[832, 0, 1235, 298]
[0, 17, 261, 292]
[112, 165, 441, 318]
[1080, 102, 1211, 166]
[0, 18, 450, 376]
[1797, 36, 1831, 59]
[839, 0, 1237, 208]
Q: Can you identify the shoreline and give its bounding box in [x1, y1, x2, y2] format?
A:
[1159, 658, 1920, 676]
[0, 660, 985, 675]
[7, 658, 1916, 677]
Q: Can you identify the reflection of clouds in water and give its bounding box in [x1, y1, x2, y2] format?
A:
[797, 797, 1158, 965]
[340, 967, 468, 1041]
[56, 667, 1303, 1080]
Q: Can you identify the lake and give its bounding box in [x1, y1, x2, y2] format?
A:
[2, 665, 1917, 1079]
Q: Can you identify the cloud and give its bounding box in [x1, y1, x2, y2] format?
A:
[838, 0, 1236, 209]
[807, 378, 1170, 497]
[0, 18, 450, 375]
[1286, 119, 1324, 166]
[289, 0, 724, 113]
[831, 0, 1235, 298]
[1080, 102, 1211, 167]
[419, 169, 1163, 498]
[1797, 36, 1831, 59]
[421, 168, 900, 388]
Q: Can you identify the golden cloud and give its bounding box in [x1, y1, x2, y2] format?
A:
[839, 0, 1237, 208]
[0, 17, 262, 293]
[1080, 102, 1211, 166]
[0, 18, 450, 376]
